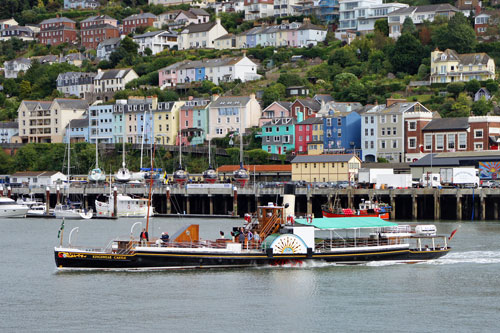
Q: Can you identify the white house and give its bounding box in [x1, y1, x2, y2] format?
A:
[3, 57, 31, 78]
[64, 0, 100, 9]
[10, 171, 68, 187]
[0, 18, 18, 30]
[93, 68, 139, 93]
[361, 105, 384, 162]
[178, 18, 228, 50]
[133, 30, 178, 55]
[207, 94, 262, 139]
[56, 72, 96, 99]
[96, 37, 121, 60]
[0, 121, 18, 143]
[244, 0, 274, 21]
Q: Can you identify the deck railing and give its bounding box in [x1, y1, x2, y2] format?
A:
[315, 237, 406, 251]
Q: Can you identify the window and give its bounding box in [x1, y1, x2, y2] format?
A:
[370, 116, 374, 124]
[387, 128, 391, 135]
[365, 141, 368, 149]
[425, 134, 432, 150]
[370, 129, 374, 136]
[474, 129, 483, 138]
[380, 140, 386, 149]
[408, 121, 416, 131]
[364, 117, 368, 124]
[217, 118, 221, 124]
[447, 134, 455, 150]
[364, 129, 368, 136]
[299, 136, 303, 141]
[265, 127, 272, 133]
[337, 118, 342, 126]
[216, 128, 223, 135]
[337, 129, 341, 137]
[381, 128, 385, 136]
[393, 127, 397, 135]
[459, 133, 466, 149]
[392, 115, 397, 123]
[408, 137, 416, 149]
[274, 136, 280, 142]
[475, 142, 483, 151]
[436, 134, 444, 150]
[370, 141, 374, 149]
[381, 115, 386, 124]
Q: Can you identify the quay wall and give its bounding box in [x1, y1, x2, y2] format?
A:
[7, 185, 500, 221]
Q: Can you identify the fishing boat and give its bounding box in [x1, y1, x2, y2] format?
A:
[173, 134, 189, 184]
[322, 196, 392, 220]
[54, 203, 451, 269]
[0, 197, 29, 218]
[203, 140, 218, 184]
[95, 193, 154, 218]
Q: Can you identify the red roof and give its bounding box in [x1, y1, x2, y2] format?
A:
[217, 165, 291, 172]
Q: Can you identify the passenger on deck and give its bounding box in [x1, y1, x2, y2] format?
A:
[140, 228, 149, 246]
[219, 231, 225, 239]
[238, 229, 245, 244]
[161, 232, 170, 244]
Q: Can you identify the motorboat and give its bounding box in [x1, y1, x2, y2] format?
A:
[17, 195, 49, 216]
[54, 204, 451, 270]
[322, 199, 392, 220]
[95, 194, 154, 218]
[54, 203, 93, 220]
[0, 197, 29, 218]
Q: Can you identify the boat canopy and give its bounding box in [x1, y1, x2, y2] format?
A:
[295, 217, 398, 230]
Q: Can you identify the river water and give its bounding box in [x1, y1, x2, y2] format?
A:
[1, 217, 499, 332]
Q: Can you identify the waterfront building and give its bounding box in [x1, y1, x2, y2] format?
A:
[290, 154, 362, 182]
[323, 103, 364, 156]
[10, 171, 67, 187]
[179, 98, 210, 145]
[65, 117, 89, 143]
[17, 99, 88, 143]
[360, 104, 384, 162]
[259, 101, 292, 127]
[216, 164, 292, 181]
[206, 94, 262, 139]
[295, 117, 324, 154]
[430, 48, 496, 84]
[89, 104, 115, 144]
[154, 100, 185, 145]
[260, 117, 296, 154]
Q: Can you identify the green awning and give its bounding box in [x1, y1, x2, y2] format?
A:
[295, 217, 398, 230]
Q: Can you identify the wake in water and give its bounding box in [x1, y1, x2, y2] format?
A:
[427, 251, 500, 265]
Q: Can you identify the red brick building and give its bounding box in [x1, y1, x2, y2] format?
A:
[421, 116, 500, 154]
[122, 13, 157, 35]
[80, 15, 119, 49]
[39, 16, 77, 46]
[403, 111, 434, 162]
[290, 98, 321, 121]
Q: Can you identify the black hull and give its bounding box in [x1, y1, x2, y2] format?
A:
[54, 248, 450, 270]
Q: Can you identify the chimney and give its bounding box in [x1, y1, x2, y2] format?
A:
[188, 96, 194, 101]
[303, 18, 310, 24]
[212, 93, 219, 102]
[250, 93, 256, 100]
[56, 14, 60, 18]
[386, 98, 407, 107]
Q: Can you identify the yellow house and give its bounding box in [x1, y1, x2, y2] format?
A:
[291, 154, 361, 182]
[430, 48, 495, 83]
[307, 141, 324, 155]
[154, 100, 185, 145]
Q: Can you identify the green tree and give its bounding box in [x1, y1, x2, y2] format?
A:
[277, 73, 305, 87]
[465, 79, 481, 95]
[432, 12, 476, 54]
[374, 18, 389, 36]
[485, 80, 499, 94]
[19, 80, 32, 99]
[447, 82, 465, 97]
[450, 92, 472, 117]
[0, 149, 14, 173]
[247, 149, 270, 164]
[402, 17, 417, 35]
[390, 33, 424, 74]
[262, 83, 285, 108]
[471, 97, 493, 116]
[328, 47, 358, 67]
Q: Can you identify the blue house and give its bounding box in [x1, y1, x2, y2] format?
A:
[89, 104, 114, 143]
[323, 107, 363, 157]
[65, 117, 89, 143]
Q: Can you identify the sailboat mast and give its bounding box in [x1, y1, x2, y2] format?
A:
[140, 110, 146, 169]
[67, 121, 71, 179]
[95, 137, 99, 169]
[179, 133, 182, 167]
[122, 108, 126, 168]
[208, 139, 211, 167]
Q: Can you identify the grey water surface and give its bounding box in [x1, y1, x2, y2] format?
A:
[1, 217, 499, 333]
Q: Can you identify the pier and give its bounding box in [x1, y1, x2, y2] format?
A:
[5, 184, 500, 220]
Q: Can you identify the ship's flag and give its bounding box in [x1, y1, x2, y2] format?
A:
[57, 220, 65, 239]
[449, 228, 458, 241]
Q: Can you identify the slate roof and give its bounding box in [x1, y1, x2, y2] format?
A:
[0, 121, 18, 129]
[181, 22, 216, 34]
[410, 151, 500, 167]
[291, 154, 358, 163]
[81, 15, 116, 23]
[433, 49, 491, 65]
[124, 13, 157, 20]
[12, 171, 63, 177]
[68, 117, 89, 128]
[40, 17, 76, 25]
[210, 96, 251, 108]
[296, 98, 321, 111]
[422, 117, 469, 131]
[94, 68, 135, 80]
[189, 8, 210, 16]
[98, 37, 121, 47]
[390, 4, 459, 15]
[53, 98, 88, 109]
[296, 117, 324, 125]
[21, 100, 52, 111]
[262, 117, 296, 127]
[133, 30, 177, 39]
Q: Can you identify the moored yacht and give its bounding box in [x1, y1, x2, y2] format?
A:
[17, 195, 49, 216]
[54, 202, 93, 220]
[95, 194, 154, 218]
[0, 197, 29, 218]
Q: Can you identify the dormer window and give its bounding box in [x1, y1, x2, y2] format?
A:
[441, 54, 446, 61]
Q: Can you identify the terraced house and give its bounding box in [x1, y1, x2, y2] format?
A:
[80, 15, 119, 49]
[38, 16, 77, 46]
[179, 98, 210, 145]
[260, 118, 296, 154]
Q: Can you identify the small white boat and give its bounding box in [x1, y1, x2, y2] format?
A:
[95, 194, 154, 218]
[17, 195, 49, 216]
[89, 168, 106, 182]
[115, 167, 131, 183]
[54, 204, 93, 220]
[0, 197, 30, 218]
